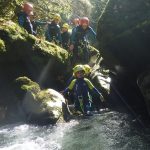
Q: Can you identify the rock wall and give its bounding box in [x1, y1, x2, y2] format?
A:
[0, 20, 69, 122]
[97, 0, 150, 118]
[97, 0, 150, 75]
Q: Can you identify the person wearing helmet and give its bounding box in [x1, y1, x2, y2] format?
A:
[62, 64, 102, 116]
[70, 17, 96, 64]
[45, 14, 62, 45]
[84, 64, 92, 77]
[72, 18, 80, 33]
[61, 23, 70, 50]
[18, 2, 36, 35]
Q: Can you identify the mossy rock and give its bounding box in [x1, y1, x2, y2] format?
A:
[0, 39, 6, 53]
[0, 19, 69, 92]
[15, 76, 40, 94]
[15, 76, 70, 124]
[0, 19, 68, 63]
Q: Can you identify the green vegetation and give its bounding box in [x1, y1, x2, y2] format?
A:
[0, 19, 68, 63]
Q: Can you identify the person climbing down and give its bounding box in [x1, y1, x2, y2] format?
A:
[65, 64, 92, 105]
[67, 64, 91, 87]
[70, 17, 96, 64]
[45, 14, 62, 45]
[63, 65, 103, 116]
[18, 2, 35, 35]
[61, 23, 70, 50]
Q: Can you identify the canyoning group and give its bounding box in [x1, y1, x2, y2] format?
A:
[18, 2, 103, 116]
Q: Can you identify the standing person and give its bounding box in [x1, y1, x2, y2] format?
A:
[62, 65, 103, 116]
[70, 17, 96, 64]
[45, 14, 62, 45]
[61, 23, 70, 50]
[18, 2, 35, 35]
[72, 18, 80, 33]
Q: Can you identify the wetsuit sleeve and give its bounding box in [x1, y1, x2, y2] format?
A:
[70, 27, 77, 45]
[84, 78, 95, 90]
[56, 26, 62, 44]
[89, 27, 96, 39]
[18, 15, 25, 26]
[63, 79, 76, 94]
[46, 24, 51, 41]
[68, 79, 76, 90]
[84, 78, 101, 95]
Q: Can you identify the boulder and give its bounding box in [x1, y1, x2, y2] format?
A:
[15, 77, 70, 124]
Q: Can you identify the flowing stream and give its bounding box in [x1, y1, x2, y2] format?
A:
[0, 111, 150, 150]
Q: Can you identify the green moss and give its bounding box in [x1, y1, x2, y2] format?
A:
[16, 76, 40, 94]
[0, 20, 69, 63]
[36, 90, 52, 102]
[33, 40, 69, 63]
[0, 39, 6, 53]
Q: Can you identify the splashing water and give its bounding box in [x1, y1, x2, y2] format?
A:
[0, 120, 79, 150]
[0, 111, 150, 150]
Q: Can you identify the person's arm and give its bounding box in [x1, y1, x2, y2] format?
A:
[70, 27, 78, 51]
[84, 78, 101, 95]
[70, 27, 77, 45]
[18, 15, 25, 27]
[46, 24, 51, 41]
[89, 27, 96, 39]
[35, 20, 47, 26]
[63, 79, 76, 95]
[56, 25, 62, 44]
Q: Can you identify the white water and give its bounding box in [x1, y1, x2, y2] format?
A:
[0, 111, 150, 150]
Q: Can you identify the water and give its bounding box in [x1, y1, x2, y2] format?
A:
[0, 111, 150, 150]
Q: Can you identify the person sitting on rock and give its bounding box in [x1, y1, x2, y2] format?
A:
[63, 65, 103, 116]
[61, 23, 70, 50]
[70, 17, 96, 64]
[18, 2, 35, 35]
[45, 14, 62, 45]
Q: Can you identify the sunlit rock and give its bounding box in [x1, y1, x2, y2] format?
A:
[15, 76, 70, 124]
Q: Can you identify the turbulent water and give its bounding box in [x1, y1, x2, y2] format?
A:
[0, 111, 150, 150]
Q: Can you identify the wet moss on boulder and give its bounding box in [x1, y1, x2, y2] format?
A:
[15, 76, 70, 124]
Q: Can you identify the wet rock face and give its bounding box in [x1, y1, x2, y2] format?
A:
[137, 72, 150, 116]
[97, 0, 150, 75]
[0, 20, 68, 109]
[15, 77, 70, 124]
[96, 0, 150, 118]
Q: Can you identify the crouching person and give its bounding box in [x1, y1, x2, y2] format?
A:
[62, 65, 103, 116]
